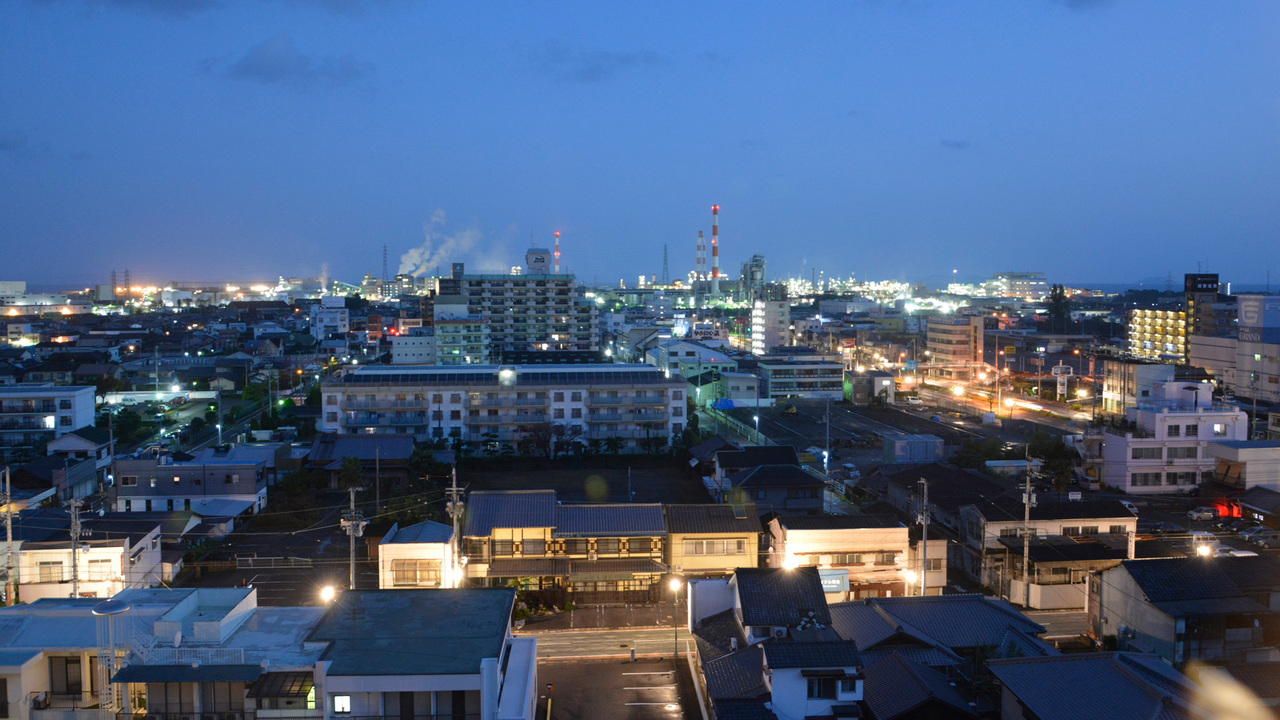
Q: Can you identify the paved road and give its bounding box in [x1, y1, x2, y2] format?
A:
[519, 627, 694, 659]
[1025, 610, 1089, 639]
[538, 658, 696, 720]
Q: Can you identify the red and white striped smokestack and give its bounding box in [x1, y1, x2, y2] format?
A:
[554, 231, 561, 274]
[696, 231, 705, 280]
[711, 204, 721, 296]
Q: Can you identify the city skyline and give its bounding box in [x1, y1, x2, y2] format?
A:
[3, 1, 1279, 286]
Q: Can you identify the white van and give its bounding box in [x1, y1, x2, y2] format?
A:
[906, 396, 924, 407]
[1187, 530, 1219, 554]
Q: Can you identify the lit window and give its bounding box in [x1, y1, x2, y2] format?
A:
[334, 696, 351, 714]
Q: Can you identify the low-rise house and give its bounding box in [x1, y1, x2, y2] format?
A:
[45, 426, 114, 481]
[724, 465, 825, 515]
[112, 451, 267, 515]
[958, 499, 1137, 608]
[988, 652, 1205, 720]
[9, 455, 97, 503]
[307, 432, 414, 490]
[664, 504, 760, 578]
[882, 463, 1012, 535]
[4, 510, 162, 603]
[1088, 555, 1280, 666]
[378, 520, 456, 589]
[712, 445, 800, 491]
[767, 515, 949, 599]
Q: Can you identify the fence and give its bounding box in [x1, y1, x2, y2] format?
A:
[235, 556, 312, 569]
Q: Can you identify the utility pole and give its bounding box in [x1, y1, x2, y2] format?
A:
[340, 486, 367, 590]
[916, 479, 929, 597]
[4, 467, 15, 605]
[374, 443, 381, 513]
[445, 467, 465, 588]
[1022, 467, 1036, 609]
[70, 500, 83, 598]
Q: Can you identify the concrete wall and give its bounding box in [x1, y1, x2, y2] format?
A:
[688, 577, 735, 627]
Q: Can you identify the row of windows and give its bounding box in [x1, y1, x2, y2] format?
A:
[1132, 446, 1200, 460]
[798, 552, 899, 566]
[1131, 471, 1210, 487]
[119, 473, 241, 486]
[466, 537, 662, 557]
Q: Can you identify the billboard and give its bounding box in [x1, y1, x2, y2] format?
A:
[1237, 294, 1280, 344]
[819, 568, 849, 593]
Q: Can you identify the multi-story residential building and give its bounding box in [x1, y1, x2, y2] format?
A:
[1094, 381, 1248, 494]
[664, 504, 761, 579]
[433, 251, 598, 362]
[0, 586, 539, 720]
[307, 295, 349, 341]
[766, 515, 949, 599]
[756, 360, 843, 400]
[649, 339, 738, 379]
[0, 385, 95, 463]
[984, 272, 1048, 300]
[112, 451, 267, 515]
[462, 490, 669, 604]
[434, 316, 490, 365]
[377, 520, 456, 589]
[319, 364, 686, 452]
[389, 328, 435, 365]
[750, 299, 789, 355]
[1128, 307, 1186, 362]
[1099, 358, 1176, 415]
[5, 510, 163, 603]
[925, 315, 984, 380]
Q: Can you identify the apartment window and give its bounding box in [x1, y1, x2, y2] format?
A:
[839, 678, 858, 695]
[149, 477, 156, 488]
[226, 474, 239, 484]
[684, 539, 745, 555]
[333, 696, 351, 714]
[391, 559, 442, 587]
[1213, 424, 1229, 437]
[999, 528, 1019, 537]
[521, 539, 547, 556]
[571, 408, 582, 419]
[1081, 526, 1099, 535]
[926, 558, 943, 571]
[450, 410, 462, 421]
[807, 678, 837, 700]
[553, 408, 565, 419]
[326, 412, 337, 423]
[1167, 425, 1180, 437]
[1186, 424, 1199, 437]
[1167, 471, 1198, 486]
[59, 399, 72, 410]
[1131, 472, 1162, 487]
[88, 558, 112, 581]
[450, 394, 462, 403]
[1168, 447, 1198, 459]
[673, 391, 683, 401]
[1063, 526, 1081, 536]
[553, 392, 564, 402]
[571, 391, 582, 402]
[1110, 525, 1127, 534]
[1131, 447, 1162, 460]
[492, 540, 514, 557]
[60, 416, 72, 427]
[50, 656, 82, 694]
[596, 539, 621, 554]
[432, 394, 443, 403]
[121, 476, 137, 487]
[673, 406, 683, 417]
[326, 395, 337, 405]
[563, 538, 589, 555]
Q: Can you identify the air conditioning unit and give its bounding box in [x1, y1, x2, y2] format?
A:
[772, 627, 787, 639]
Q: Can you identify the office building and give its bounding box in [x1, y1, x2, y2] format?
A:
[750, 299, 789, 355]
[925, 315, 984, 380]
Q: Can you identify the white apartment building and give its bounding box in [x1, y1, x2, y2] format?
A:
[378, 520, 456, 589]
[308, 295, 349, 341]
[1097, 381, 1248, 494]
[5, 513, 163, 603]
[984, 272, 1049, 300]
[320, 364, 687, 452]
[0, 385, 95, 463]
[390, 330, 436, 365]
[750, 299, 789, 355]
[1100, 358, 1175, 415]
[434, 316, 490, 365]
[756, 360, 843, 400]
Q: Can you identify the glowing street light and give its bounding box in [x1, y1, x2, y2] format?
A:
[320, 586, 336, 603]
[951, 386, 965, 397]
[753, 415, 760, 444]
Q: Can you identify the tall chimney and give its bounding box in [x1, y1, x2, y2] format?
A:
[696, 231, 705, 281]
[711, 205, 721, 296]
[554, 231, 561, 274]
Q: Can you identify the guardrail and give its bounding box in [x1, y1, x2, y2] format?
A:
[235, 556, 312, 569]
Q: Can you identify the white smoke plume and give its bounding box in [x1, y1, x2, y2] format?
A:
[399, 209, 486, 278]
[319, 262, 330, 293]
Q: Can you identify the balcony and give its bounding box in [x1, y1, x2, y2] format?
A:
[586, 396, 625, 406]
[117, 712, 254, 720]
[632, 396, 666, 405]
[389, 415, 427, 426]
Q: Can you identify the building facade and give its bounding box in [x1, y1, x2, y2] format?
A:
[926, 316, 984, 380]
[0, 385, 95, 463]
[750, 299, 789, 355]
[1127, 308, 1186, 362]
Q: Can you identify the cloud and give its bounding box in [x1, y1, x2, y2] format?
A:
[0, 130, 28, 153]
[226, 36, 373, 89]
[530, 41, 662, 83]
[940, 139, 971, 150]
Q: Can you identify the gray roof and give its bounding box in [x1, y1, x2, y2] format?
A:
[383, 520, 454, 545]
[702, 645, 767, 700]
[777, 514, 902, 531]
[693, 609, 748, 664]
[715, 445, 800, 469]
[728, 464, 825, 490]
[860, 652, 975, 720]
[829, 595, 1044, 652]
[735, 567, 831, 628]
[971, 498, 1135, 522]
[553, 503, 666, 537]
[308, 432, 415, 464]
[665, 504, 761, 535]
[308, 589, 514, 676]
[1120, 556, 1280, 616]
[763, 640, 860, 669]
[1237, 486, 1280, 514]
[987, 652, 1198, 720]
[463, 490, 557, 536]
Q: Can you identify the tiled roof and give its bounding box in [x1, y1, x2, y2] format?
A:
[693, 609, 748, 663]
[716, 446, 800, 469]
[1122, 557, 1250, 603]
[553, 503, 666, 537]
[728, 464, 825, 490]
[859, 646, 961, 669]
[830, 595, 1044, 652]
[666, 504, 761, 535]
[486, 558, 571, 577]
[987, 653, 1198, 720]
[762, 640, 860, 669]
[972, 498, 1135, 522]
[827, 601, 944, 653]
[735, 567, 831, 628]
[384, 520, 453, 545]
[707, 699, 775, 720]
[463, 490, 557, 536]
[702, 645, 767, 700]
[884, 463, 1012, 511]
[308, 432, 414, 463]
[1238, 486, 1280, 514]
[777, 514, 902, 531]
[861, 652, 975, 720]
[1219, 662, 1280, 701]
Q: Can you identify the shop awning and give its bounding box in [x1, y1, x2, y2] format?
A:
[247, 672, 314, 699]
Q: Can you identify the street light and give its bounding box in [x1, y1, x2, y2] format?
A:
[668, 577, 683, 659]
[1005, 398, 1016, 420]
[753, 415, 760, 445]
[319, 585, 336, 603]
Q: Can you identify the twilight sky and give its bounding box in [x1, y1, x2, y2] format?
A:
[3, 0, 1279, 289]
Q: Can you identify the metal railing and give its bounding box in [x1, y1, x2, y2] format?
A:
[30, 691, 99, 710]
[117, 711, 254, 720]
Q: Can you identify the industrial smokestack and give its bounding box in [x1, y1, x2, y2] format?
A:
[554, 231, 561, 274]
[696, 231, 705, 281]
[711, 205, 721, 296]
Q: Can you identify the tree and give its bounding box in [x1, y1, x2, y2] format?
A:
[519, 423, 556, 458]
[337, 456, 364, 489]
[1047, 284, 1071, 334]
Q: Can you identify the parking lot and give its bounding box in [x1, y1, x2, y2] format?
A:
[538, 658, 698, 720]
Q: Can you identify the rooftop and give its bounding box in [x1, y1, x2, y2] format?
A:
[987, 652, 1198, 720]
[735, 567, 831, 628]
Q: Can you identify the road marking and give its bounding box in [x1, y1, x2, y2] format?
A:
[624, 685, 676, 690]
[625, 702, 677, 706]
[622, 672, 673, 676]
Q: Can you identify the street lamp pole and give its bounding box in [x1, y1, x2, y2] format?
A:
[668, 577, 682, 659]
[753, 415, 760, 445]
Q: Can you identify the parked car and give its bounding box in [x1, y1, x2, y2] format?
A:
[1252, 531, 1280, 549]
[1214, 518, 1246, 533]
[906, 396, 924, 407]
[1239, 525, 1271, 543]
[1187, 507, 1219, 521]
[1120, 500, 1139, 516]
